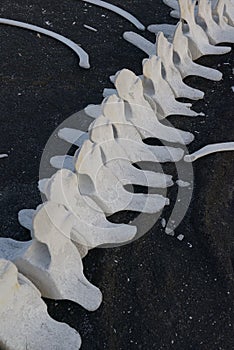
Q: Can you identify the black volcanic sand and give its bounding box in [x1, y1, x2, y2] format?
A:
[0, 1, 233, 349]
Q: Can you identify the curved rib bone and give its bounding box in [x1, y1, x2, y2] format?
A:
[123, 31, 155, 56]
[184, 142, 234, 162]
[0, 18, 90, 69]
[0, 259, 82, 350]
[114, 69, 195, 144]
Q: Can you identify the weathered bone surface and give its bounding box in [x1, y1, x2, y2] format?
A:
[0, 259, 82, 350]
[172, 22, 223, 81]
[89, 118, 174, 187]
[19, 207, 89, 258]
[39, 169, 137, 247]
[114, 69, 195, 144]
[164, 0, 234, 26]
[142, 56, 203, 117]
[149, 0, 231, 59]
[174, 0, 231, 59]
[101, 95, 185, 162]
[90, 107, 184, 163]
[156, 32, 204, 100]
[0, 202, 102, 311]
[75, 138, 170, 214]
[198, 0, 234, 44]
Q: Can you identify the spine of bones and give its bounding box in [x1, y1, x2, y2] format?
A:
[0, 0, 234, 348]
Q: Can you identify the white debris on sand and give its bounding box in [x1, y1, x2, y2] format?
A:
[82, 0, 145, 30]
[176, 179, 190, 187]
[0, 154, 8, 159]
[161, 218, 166, 228]
[84, 24, 98, 32]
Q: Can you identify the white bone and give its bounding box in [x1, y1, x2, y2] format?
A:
[178, 0, 231, 59]
[75, 139, 169, 214]
[184, 142, 234, 162]
[89, 116, 174, 187]
[123, 31, 155, 56]
[85, 104, 102, 119]
[81, 0, 145, 30]
[0, 259, 82, 350]
[153, 1, 231, 58]
[198, 0, 234, 44]
[114, 69, 194, 145]
[223, 0, 234, 25]
[39, 169, 137, 247]
[156, 32, 204, 100]
[147, 23, 177, 40]
[142, 56, 203, 117]
[18, 209, 35, 230]
[0, 18, 90, 69]
[125, 23, 222, 82]
[172, 22, 223, 81]
[101, 95, 185, 162]
[0, 202, 103, 311]
[50, 155, 74, 170]
[58, 128, 88, 147]
[18, 207, 89, 258]
[164, 0, 234, 26]
[122, 30, 208, 98]
[103, 88, 117, 97]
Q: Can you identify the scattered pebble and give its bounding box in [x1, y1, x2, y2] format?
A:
[177, 234, 184, 241]
[176, 180, 190, 188]
[45, 21, 52, 26]
[165, 228, 175, 236]
[161, 218, 166, 228]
